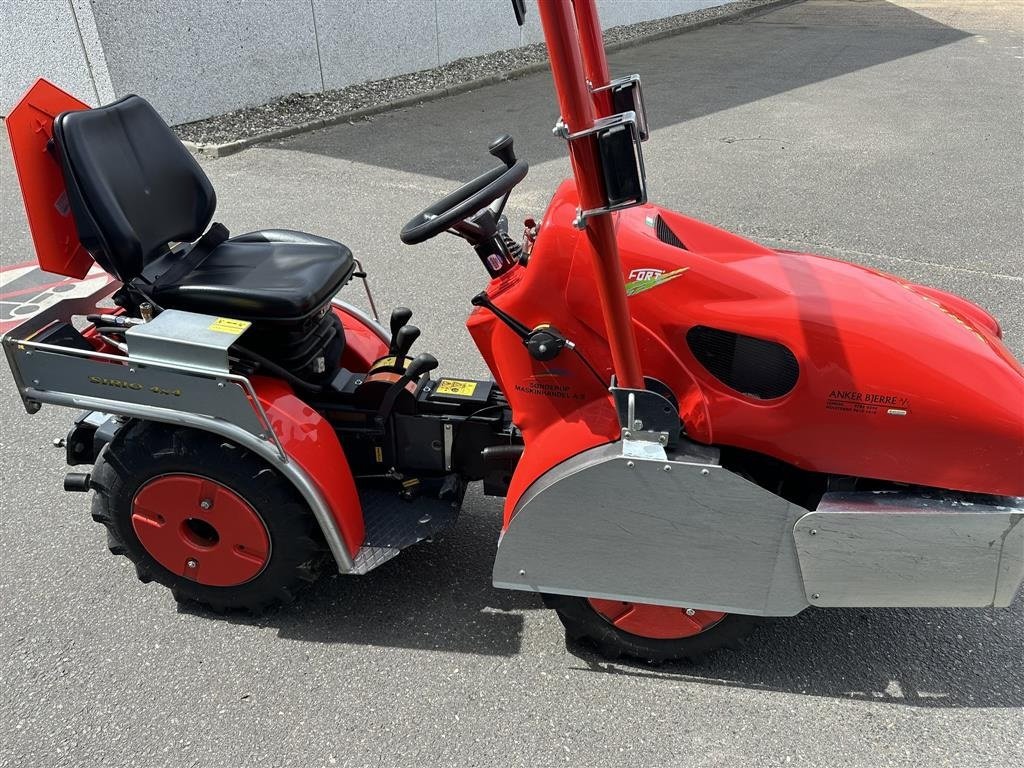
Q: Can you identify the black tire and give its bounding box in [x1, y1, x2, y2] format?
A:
[90, 421, 327, 612]
[543, 594, 763, 663]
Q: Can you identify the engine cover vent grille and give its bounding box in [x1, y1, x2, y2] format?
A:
[655, 215, 687, 250]
[686, 326, 799, 399]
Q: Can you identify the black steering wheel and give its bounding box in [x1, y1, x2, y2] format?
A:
[400, 136, 529, 245]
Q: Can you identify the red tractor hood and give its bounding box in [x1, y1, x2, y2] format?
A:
[540, 181, 1024, 496]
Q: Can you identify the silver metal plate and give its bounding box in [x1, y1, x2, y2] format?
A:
[126, 309, 249, 373]
[350, 488, 460, 575]
[795, 492, 1024, 608]
[493, 441, 810, 616]
[13, 345, 267, 439]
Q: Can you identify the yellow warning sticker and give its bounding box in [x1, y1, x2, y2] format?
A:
[369, 356, 399, 372]
[435, 379, 478, 397]
[208, 317, 251, 335]
[374, 446, 383, 464]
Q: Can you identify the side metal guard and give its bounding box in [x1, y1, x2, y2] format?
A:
[2, 280, 283, 459]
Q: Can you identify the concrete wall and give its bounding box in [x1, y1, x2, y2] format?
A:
[2, 0, 730, 125]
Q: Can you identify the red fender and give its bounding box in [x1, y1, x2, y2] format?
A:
[251, 376, 364, 556]
[335, 303, 389, 369]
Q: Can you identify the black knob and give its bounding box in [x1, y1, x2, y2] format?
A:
[393, 325, 420, 362]
[389, 306, 413, 353]
[404, 352, 439, 380]
[488, 134, 516, 168]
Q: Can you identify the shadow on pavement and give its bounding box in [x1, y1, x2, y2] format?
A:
[567, 604, 1024, 709]
[273, 1, 970, 183]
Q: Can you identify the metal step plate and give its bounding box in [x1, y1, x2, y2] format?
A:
[350, 488, 460, 575]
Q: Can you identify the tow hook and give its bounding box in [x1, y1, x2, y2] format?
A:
[63, 472, 92, 492]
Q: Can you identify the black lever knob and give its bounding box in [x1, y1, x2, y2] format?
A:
[488, 134, 516, 168]
[374, 352, 439, 426]
[393, 325, 420, 363]
[388, 306, 413, 353]
[404, 352, 439, 381]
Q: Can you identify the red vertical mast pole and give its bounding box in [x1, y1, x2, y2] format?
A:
[571, 0, 613, 117]
[537, 0, 645, 390]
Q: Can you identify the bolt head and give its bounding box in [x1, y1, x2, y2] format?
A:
[658, 435, 668, 445]
[810, 529, 818, 536]
[663, 465, 672, 472]
[519, 569, 526, 576]
[811, 593, 820, 600]
[632, 419, 643, 430]
[186, 559, 198, 569]
[199, 499, 212, 510]
[701, 468, 710, 476]
[685, 608, 696, 616]
[626, 460, 635, 468]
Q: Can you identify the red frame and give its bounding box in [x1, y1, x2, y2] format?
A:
[537, 0, 644, 390]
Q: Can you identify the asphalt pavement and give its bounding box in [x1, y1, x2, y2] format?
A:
[1, 2, 1022, 766]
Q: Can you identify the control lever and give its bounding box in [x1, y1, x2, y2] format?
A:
[471, 292, 572, 362]
[375, 353, 439, 426]
[471, 292, 531, 338]
[488, 134, 517, 218]
[388, 306, 413, 354]
[392, 325, 421, 368]
[488, 134, 517, 168]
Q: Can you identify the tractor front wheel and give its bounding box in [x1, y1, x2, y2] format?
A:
[543, 594, 762, 663]
[90, 421, 327, 612]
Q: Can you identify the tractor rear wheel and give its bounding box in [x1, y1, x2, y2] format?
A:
[90, 421, 327, 612]
[543, 594, 761, 663]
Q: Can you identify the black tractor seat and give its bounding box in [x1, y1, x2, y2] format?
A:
[51, 95, 354, 323]
[146, 230, 354, 322]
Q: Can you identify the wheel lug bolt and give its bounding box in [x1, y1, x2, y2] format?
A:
[186, 559, 198, 569]
[199, 499, 212, 510]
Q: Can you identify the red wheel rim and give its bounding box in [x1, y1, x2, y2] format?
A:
[131, 474, 270, 587]
[587, 598, 726, 640]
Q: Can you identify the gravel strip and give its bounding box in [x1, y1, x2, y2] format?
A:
[174, 0, 790, 149]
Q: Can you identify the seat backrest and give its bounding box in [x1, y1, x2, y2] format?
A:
[52, 95, 216, 282]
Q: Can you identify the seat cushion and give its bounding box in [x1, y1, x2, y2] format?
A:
[151, 229, 355, 321]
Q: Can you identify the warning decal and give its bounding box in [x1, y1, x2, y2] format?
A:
[435, 379, 478, 397]
[208, 317, 251, 335]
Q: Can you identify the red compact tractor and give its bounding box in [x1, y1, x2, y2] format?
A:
[3, 0, 1021, 661]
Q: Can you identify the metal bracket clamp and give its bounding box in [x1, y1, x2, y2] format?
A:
[590, 74, 649, 141]
[552, 110, 649, 228]
[611, 386, 679, 448]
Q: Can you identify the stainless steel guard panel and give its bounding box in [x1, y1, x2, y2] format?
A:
[794, 492, 1024, 608]
[493, 441, 810, 616]
[12, 345, 268, 439]
[126, 309, 248, 372]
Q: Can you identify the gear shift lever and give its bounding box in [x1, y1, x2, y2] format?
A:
[388, 307, 413, 355]
[375, 353, 439, 426]
[393, 325, 420, 368]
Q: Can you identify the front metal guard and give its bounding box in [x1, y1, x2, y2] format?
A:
[494, 438, 1024, 615]
[1, 278, 361, 573]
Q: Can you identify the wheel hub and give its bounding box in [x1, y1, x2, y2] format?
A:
[587, 598, 726, 639]
[131, 474, 270, 587]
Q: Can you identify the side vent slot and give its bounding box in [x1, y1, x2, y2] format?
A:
[655, 215, 686, 250]
[686, 326, 799, 400]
